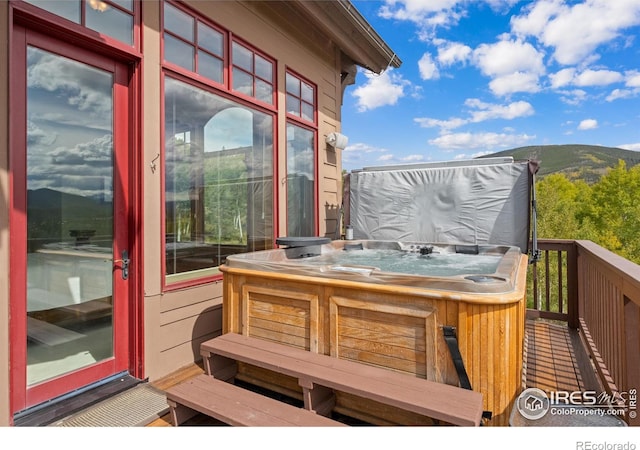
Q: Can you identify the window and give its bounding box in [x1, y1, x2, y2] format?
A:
[286, 124, 316, 237]
[232, 41, 274, 105]
[24, 0, 135, 46]
[286, 72, 315, 122]
[163, 1, 225, 84]
[164, 77, 274, 283]
[285, 72, 317, 237]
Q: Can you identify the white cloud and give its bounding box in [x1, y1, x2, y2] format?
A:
[465, 99, 535, 122]
[415, 99, 534, 131]
[436, 41, 472, 66]
[511, 0, 640, 65]
[511, 0, 565, 38]
[625, 71, 640, 87]
[418, 53, 440, 80]
[401, 154, 425, 162]
[343, 142, 387, 155]
[489, 72, 542, 96]
[549, 68, 576, 89]
[574, 69, 623, 86]
[414, 117, 468, 130]
[619, 143, 640, 151]
[578, 119, 598, 130]
[342, 142, 391, 169]
[558, 89, 588, 105]
[606, 88, 639, 102]
[379, 0, 463, 29]
[473, 38, 545, 78]
[428, 131, 535, 150]
[472, 38, 545, 96]
[351, 69, 410, 112]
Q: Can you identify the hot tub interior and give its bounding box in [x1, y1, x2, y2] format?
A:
[224, 240, 522, 294]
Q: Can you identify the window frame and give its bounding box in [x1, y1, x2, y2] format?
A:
[230, 37, 276, 107]
[162, 0, 227, 88]
[284, 69, 319, 237]
[160, 70, 278, 291]
[285, 69, 317, 125]
[20, 0, 140, 49]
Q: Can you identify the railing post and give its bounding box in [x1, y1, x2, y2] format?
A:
[567, 242, 579, 329]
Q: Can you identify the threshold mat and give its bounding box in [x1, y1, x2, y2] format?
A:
[50, 383, 168, 427]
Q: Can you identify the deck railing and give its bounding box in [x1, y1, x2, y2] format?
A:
[528, 239, 640, 425]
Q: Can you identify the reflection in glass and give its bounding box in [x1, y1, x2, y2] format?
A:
[198, 22, 223, 56]
[164, 1, 194, 41]
[232, 42, 252, 72]
[256, 79, 273, 104]
[198, 51, 223, 84]
[26, 47, 115, 385]
[233, 67, 253, 97]
[255, 55, 272, 83]
[286, 124, 315, 237]
[86, 1, 134, 45]
[24, 0, 81, 23]
[164, 77, 274, 282]
[165, 34, 195, 71]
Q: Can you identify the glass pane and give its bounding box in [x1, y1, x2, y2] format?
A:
[286, 124, 315, 237]
[286, 93, 300, 116]
[286, 72, 300, 96]
[86, 1, 134, 45]
[25, 0, 81, 23]
[164, 1, 194, 41]
[255, 79, 273, 104]
[232, 42, 252, 72]
[165, 33, 195, 71]
[26, 47, 115, 385]
[198, 22, 223, 57]
[301, 82, 314, 104]
[232, 68, 253, 97]
[198, 51, 223, 84]
[301, 102, 314, 122]
[255, 55, 272, 83]
[164, 77, 274, 282]
[110, 0, 133, 11]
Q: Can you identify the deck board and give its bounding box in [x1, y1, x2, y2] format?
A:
[523, 320, 584, 393]
[148, 319, 589, 426]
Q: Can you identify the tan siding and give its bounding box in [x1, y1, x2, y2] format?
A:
[145, 282, 224, 381]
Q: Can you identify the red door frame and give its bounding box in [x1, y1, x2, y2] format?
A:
[9, 25, 138, 415]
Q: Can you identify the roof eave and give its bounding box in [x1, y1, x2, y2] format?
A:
[294, 0, 402, 74]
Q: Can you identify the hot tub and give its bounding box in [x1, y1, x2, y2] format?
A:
[220, 240, 528, 426]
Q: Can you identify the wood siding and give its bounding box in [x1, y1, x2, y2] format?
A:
[221, 254, 528, 426]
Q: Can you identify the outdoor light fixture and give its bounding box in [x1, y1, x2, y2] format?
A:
[325, 132, 348, 150]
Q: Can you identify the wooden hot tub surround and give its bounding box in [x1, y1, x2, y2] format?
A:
[220, 246, 528, 426]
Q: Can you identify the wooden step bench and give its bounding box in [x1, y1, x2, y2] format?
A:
[166, 374, 345, 426]
[201, 333, 484, 426]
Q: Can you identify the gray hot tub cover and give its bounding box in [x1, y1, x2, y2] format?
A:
[347, 158, 535, 253]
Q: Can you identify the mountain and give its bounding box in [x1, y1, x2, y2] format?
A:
[479, 144, 640, 183]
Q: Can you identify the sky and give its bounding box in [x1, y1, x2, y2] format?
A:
[341, 0, 640, 172]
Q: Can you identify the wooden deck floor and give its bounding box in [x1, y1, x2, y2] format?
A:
[147, 319, 592, 426]
[523, 319, 586, 393]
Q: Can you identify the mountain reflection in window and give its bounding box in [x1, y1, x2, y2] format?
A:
[164, 77, 274, 282]
[26, 46, 114, 255]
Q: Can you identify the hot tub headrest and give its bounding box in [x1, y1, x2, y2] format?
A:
[276, 237, 331, 248]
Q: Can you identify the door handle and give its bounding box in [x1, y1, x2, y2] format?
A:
[114, 250, 130, 280]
